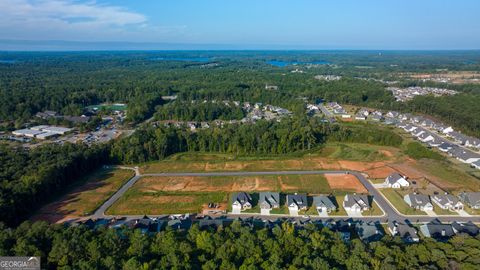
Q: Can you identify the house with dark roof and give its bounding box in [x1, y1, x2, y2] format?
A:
[458, 192, 480, 209]
[438, 142, 454, 152]
[388, 221, 419, 243]
[432, 194, 464, 211]
[404, 193, 433, 211]
[312, 195, 337, 214]
[356, 222, 384, 242]
[384, 173, 409, 188]
[472, 160, 480, 170]
[454, 149, 480, 164]
[232, 192, 253, 212]
[327, 220, 353, 242]
[451, 221, 479, 236]
[287, 193, 308, 212]
[420, 219, 455, 240]
[259, 192, 280, 210]
[343, 194, 370, 212]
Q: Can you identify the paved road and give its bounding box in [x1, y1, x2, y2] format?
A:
[91, 169, 480, 224]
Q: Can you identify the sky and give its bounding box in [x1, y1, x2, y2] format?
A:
[0, 0, 479, 50]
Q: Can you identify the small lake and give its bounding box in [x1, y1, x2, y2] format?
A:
[267, 60, 330, 67]
[151, 57, 211, 63]
[0, 60, 17, 64]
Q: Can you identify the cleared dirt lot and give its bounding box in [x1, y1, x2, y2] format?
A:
[107, 173, 361, 215]
[31, 168, 134, 223]
[325, 174, 367, 193]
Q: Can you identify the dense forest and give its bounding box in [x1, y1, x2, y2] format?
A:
[1, 51, 480, 135]
[0, 143, 109, 225]
[110, 118, 402, 164]
[154, 101, 245, 122]
[1, 220, 479, 270]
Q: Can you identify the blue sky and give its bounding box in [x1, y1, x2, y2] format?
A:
[1, 0, 479, 49]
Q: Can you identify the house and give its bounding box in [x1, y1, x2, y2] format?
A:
[384, 173, 409, 188]
[438, 142, 454, 152]
[472, 160, 480, 170]
[287, 193, 308, 211]
[371, 114, 383, 122]
[312, 195, 337, 214]
[356, 222, 384, 242]
[388, 221, 419, 243]
[448, 131, 468, 145]
[418, 132, 435, 143]
[458, 192, 480, 209]
[386, 111, 399, 118]
[167, 219, 192, 230]
[327, 220, 353, 242]
[420, 219, 455, 240]
[404, 193, 433, 211]
[455, 150, 480, 164]
[432, 194, 464, 211]
[259, 192, 280, 210]
[12, 129, 44, 138]
[404, 124, 417, 133]
[232, 192, 253, 211]
[411, 128, 426, 137]
[355, 113, 367, 120]
[343, 194, 370, 212]
[451, 221, 479, 236]
[441, 126, 454, 135]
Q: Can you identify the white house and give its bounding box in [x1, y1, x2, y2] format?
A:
[442, 126, 454, 135]
[384, 173, 409, 188]
[432, 194, 464, 211]
[343, 194, 370, 212]
[404, 193, 433, 211]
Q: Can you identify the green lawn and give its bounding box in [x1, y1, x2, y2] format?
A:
[362, 200, 384, 216]
[107, 190, 227, 215]
[433, 205, 459, 216]
[329, 195, 348, 216]
[380, 189, 427, 216]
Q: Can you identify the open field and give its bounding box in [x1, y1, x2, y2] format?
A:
[139, 143, 402, 174]
[107, 173, 364, 215]
[32, 168, 134, 223]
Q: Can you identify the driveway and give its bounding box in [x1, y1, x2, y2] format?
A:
[456, 210, 471, 217]
[289, 209, 299, 217]
[261, 209, 270, 215]
[317, 209, 329, 217]
[346, 209, 363, 217]
[424, 209, 437, 217]
[231, 208, 241, 214]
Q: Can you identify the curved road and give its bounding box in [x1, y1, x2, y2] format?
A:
[92, 168, 480, 224]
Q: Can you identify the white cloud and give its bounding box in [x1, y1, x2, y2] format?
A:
[0, 0, 185, 41]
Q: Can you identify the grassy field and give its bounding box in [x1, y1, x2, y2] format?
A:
[433, 206, 459, 216]
[107, 173, 367, 215]
[107, 191, 227, 215]
[139, 143, 401, 174]
[380, 189, 427, 216]
[33, 168, 134, 222]
[107, 174, 340, 215]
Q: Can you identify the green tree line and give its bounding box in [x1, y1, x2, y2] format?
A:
[0, 220, 479, 270]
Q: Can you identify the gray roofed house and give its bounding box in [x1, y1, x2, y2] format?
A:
[448, 131, 468, 145]
[420, 119, 434, 127]
[432, 194, 464, 211]
[388, 221, 419, 243]
[343, 194, 370, 212]
[259, 192, 280, 209]
[472, 160, 480, 170]
[404, 193, 433, 211]
[420, 219, 455, 240]
[458, 192, 480, 209]
[287, 193, 308, 211]
[371, 114, 383, 121]
[356, 222, 384, 242]
[451, 221, 479, 236]
[313, 195, 337, 214]
[453, 149, 480, 164]
[232, 192, 253, 211]
[384, 173, 409, 188]
[438, 142, 454, 152]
